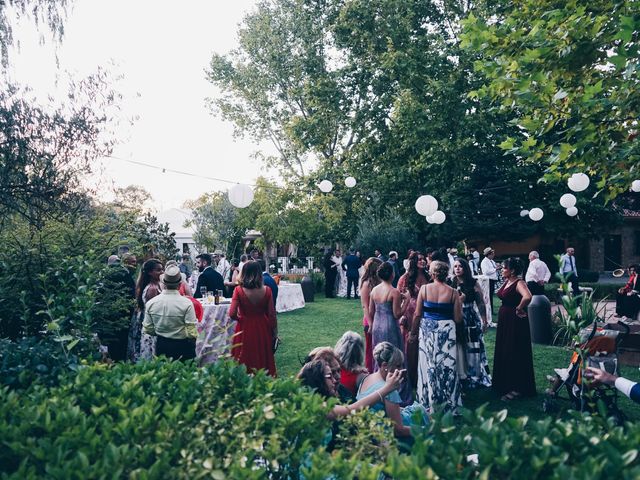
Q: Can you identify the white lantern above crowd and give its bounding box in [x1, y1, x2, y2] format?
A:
[559, 193, 577, 208]
[568, 173, 590, 192]
[344, 176, 357, 188]
[318, 180, 334, 193]
[430, 210, 446, 224]
[566, 206, 578, 217]
[415, 195, 438, 217]
[528, 208, 544, 221]
[520, 209, 529, 217]
[228, 183, 254, 208]
[632, 180, 640, 192]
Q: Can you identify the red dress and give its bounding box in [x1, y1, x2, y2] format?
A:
[229, 286, 277, 377]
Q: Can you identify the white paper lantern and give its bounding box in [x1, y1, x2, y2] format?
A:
[426, 214, 435, 224]
[631, 180, 640, 192]
[318, 180, 333, 193]
[568, 173, 589, 192]
[566, 206, 578, 217]
[431, 210, 446, 224]
[344, 176, 357, 188]
[559, 193, 577, 208]
[415, 195, 438, 216]
[520, 209, 529, 217]
[529, 208, 544, 221]
[228, 184, 254, 208]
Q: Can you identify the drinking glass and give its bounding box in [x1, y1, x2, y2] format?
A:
[200, 286, 207, 299]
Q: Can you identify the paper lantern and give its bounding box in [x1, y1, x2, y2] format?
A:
[631, 180, 640, 192]
[228, 184, 254, 208]
[568, 173, 589, 192]
[520, 209, 529, 217]
[431, 210, 446, 224]
[318, 180, 333, 193]
[559, 193, 577, 208]
[426, 214, 435, 224]
[344, 176, 357, 188]
[528, 208, 544, 221]
[566, 206, 578, 217]
[415, 195, 438, 216]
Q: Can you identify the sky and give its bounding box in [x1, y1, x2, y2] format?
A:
[6, 0, 272, 210]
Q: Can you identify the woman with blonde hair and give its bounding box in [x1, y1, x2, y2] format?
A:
[334, 331, 368, 396]
[359, 257, 383, 371]
[413, 260, 463, 414]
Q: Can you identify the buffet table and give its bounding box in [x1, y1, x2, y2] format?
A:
[276, 283, 305, 313]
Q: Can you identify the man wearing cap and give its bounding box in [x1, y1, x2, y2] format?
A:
[194, 253, 225, 298]
[143, 265, 197, 361]
[481, 247, 499, 309]
[387, 251, 400, 288]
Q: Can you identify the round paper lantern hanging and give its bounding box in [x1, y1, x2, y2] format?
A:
[520, 209, 529, 217]
[566, 206, 578, 217]
[528, 208, 544, 221]
[559, 193, 577, 208]
[568, 173, 590, 192]
[431, 210, 446, 224]
[632, 180, 640, 192]
[426, 214, 435, 224]
[318, 180, 333, 193]
[415, 195, 438, 216]
[344, 176, 357, 188]
[228, 183, 254, 208]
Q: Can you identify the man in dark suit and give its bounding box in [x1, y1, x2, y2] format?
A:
[342, 248, 362, 299]
[194, 253, 225, 298]
[259, 260, 278, 308]
[323, 250, 338, 298]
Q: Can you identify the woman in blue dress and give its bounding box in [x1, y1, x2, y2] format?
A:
[413, 260, 463, 414]
[356, 341, 428, 437]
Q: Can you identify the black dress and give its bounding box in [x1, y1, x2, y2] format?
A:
[492, 280, 536, 396]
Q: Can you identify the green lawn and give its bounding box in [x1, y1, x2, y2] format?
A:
[276, 294, 640, 421]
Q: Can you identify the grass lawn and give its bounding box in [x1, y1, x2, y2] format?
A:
[276, 294, 640, 422]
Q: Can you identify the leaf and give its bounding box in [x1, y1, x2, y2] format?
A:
[66, 339, 80, 351]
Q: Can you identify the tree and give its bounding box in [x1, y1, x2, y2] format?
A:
[112, 185, 155, 214]
[461, 0, 640, 201]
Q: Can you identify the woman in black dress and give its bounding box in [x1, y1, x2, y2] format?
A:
[492, 257, 536, 401]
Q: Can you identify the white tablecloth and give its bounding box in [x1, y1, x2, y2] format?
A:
[276, 283, 305, 313]
[195, 301, 235, 365]
[474, 275, 493, 320]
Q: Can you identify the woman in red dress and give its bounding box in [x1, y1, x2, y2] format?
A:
[229, 260, 278, 376]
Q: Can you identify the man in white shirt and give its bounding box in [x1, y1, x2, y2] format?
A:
[238, 254, 248, 277]
[215, 252, 231, 281]
[469, 246, 480, 268]
[559, 247, 580, 296]
[525, 251, 551, 296]
[481, 247, 499, 309]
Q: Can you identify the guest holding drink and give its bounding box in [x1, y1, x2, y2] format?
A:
[229, 261, 278, 376]
[492, 257, 536, 401]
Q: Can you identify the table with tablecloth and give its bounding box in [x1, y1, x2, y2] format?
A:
[195, 301, 236, 365]
[473, 275, 492, 321]
[276, 283, 305, 313]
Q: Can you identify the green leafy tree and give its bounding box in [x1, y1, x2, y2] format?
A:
[461, 0, 640, 200]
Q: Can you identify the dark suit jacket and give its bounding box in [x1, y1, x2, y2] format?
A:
[342, 254, 361, 278]
[263, 272, 279, 307]
[194, 267, 225, 298]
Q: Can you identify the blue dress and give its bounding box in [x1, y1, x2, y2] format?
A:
[356, 378, 428, 427]
[417, 290, 462, 414]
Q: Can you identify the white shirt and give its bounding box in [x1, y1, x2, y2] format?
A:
[472, 251, 480, 267]
[216, 258, 230, 280]
[480, 257, 498, 280]
[238, 261, 246, 276]
[525, 258, 552, 284]
[560, 254, 578, 275]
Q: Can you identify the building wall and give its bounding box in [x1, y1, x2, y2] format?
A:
[589, 219, 640, 271]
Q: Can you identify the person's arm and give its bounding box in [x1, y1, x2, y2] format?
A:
[586, 367, 640, 403]
[413, 286, 425, 324]
[384, 401, 412, 437]
[369, 291, 376, 330]
[361, 282, 371, 325]
[146, 285, 161, 302]
[515, 280, 532, 316]
[453, 288, 463, 324]
[392, 289, 403, 319]
[229, 286, 240, 321]
[184, 303, 197, 338]
[542, 262, 551, 284]
[329, 370, 403, 419]
[142, 307, 155, 336]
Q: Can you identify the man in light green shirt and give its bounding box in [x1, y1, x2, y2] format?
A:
[143, 265, 197, 360]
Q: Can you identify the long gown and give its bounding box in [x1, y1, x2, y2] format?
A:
[459, 282, 492, 388]
[371, 301, 412, 405]
[229, 286, 277, 377]
[397, 273, 429, 390]
[492, 280, 536, 397]
[127, 283, 161, 362]
[417, 289, 462, 414]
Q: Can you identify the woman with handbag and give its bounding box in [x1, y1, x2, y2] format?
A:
[229, 260, 278, 377]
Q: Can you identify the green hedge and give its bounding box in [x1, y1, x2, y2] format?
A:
[3, 360, 640, 479]
[544, 283, 620, 302]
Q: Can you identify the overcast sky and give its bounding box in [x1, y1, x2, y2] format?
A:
[7, 0, 273, 210]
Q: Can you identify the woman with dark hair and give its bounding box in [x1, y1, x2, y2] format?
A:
[128, 259, 163, 362]
[493, 257, 535, 401]
[360, 257, 383, 371]
[452, 258, 491, 388]
[370, 262, 412, 404]
[397, 252, 429, 390]
[229, 260, 278, 376]
[413, 260, 463, 414]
